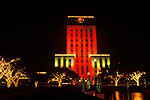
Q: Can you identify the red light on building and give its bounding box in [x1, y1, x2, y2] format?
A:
[67, 25, 97, 78]
[55, 16, 110, 81]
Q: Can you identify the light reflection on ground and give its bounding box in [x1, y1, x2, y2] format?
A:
[104, 91, 145, 100]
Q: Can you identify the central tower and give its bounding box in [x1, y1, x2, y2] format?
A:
[67, 16, 97, 78]
[55, 16, 110, 81]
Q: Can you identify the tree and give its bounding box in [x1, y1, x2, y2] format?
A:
[124, 74, 130, 89]
[0, 57, 29, 88]
[96, 74, 102, 93]
[48, 67, 79, 87]
[86, 76, 91, 90]
[48, 72, 66, 87]
[129, 71, 146, 86]
[109, 71, 123, 86]
[82, 77, 85, 91]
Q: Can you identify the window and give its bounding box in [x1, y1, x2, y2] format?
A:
[81, 29, 83, 33]
[71, 39, 73, 42]
[71, 44, 73, 47]
[86, 60, 89, 63]
[86, 66, 89, 73]
[86, 44, 88, 47]
[58, 58, 61, 67]
[81, 50, 83, 55]
[91, 49, 93, 54]
[81, 60, 83, 63]
[64, 59, 66, 68]
[100, 59, 102, 67]
[75, 29, 78, 32]
[76, 44, 78, 47]
[82, 66, 84, 74]
[86, 39, 88, 42]
[90, 34, 93, 38]
[70, 29, 73, 32]
[86, 29, 88, 33]
[76, 34, 78, 37]
[77, 65, 79, 74]
[76, 39, 78, 41]
[86, 33, 88, 37]
[71, 49, 73, 52]
[69, 59, 72, 68]
[81, 44, 83, 48]
[90, 29, 93, 33]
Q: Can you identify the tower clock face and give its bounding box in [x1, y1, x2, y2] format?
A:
[78, 17, 84, 23]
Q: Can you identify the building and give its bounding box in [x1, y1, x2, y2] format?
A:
[55, 16, 110, 80]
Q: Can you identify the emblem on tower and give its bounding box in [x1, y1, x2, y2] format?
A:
[78, 17, 84, 23]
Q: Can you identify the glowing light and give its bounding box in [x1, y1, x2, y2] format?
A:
[78, 17, 84, 23]
[94, 59, 97, 62]
[55, 54, 75, 57]
[115, 91, 120, 100]
[68, 16, 94, 18]
[89, 54, 110, 57]
[131, 93, 144, 100]
[36, 72, 47, 74]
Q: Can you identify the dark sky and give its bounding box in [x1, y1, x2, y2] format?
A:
[0, 4, 150, 72]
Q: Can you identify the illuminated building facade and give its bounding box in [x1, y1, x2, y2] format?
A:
[55, 16, 110, 80]
[55, 54, 75, 68]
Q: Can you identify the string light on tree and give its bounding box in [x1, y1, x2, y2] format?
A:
[129, 71, 146, 86]
[0, 56, 29, 88]
[48, 72, 67, 87]
[109, 71, 124, 86]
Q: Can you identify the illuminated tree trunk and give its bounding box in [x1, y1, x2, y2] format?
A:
[6, 79, 13, 88]
[58, 79, 62, 87]
[14, 79, 20, 87]
[115, 80, 118, 86]
[7, 81, 12, 88]
[136, 79, 140, 86]
[35, 81, 38, 88]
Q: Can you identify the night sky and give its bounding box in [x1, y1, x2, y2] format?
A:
[0, 4, 150, 72]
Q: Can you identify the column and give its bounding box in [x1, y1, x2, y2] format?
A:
[91, 57, 95, 69]
[71, 57, 74, 68]
[102, 57, 105, 68]
[55, 57, 58, 67]
[97, 58, 101, 72]
[66, 57, 69, 68]
[107, 57, 110, 68]
[60, 57, 64, 68]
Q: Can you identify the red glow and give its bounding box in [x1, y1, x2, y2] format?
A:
[67, 25, 97, 79]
